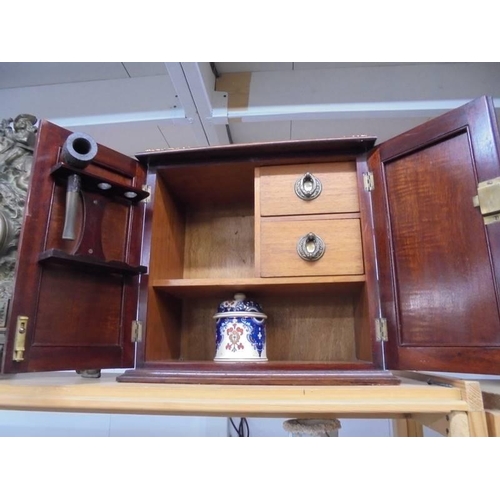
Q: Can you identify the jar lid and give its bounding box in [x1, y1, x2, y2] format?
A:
[214, 293, 267, 319]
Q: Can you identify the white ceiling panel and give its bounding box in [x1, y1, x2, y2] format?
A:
[291, 116, 436, 144]
[228, 121, 291, 143]
[123, 62, 168, 77]
[215, 62, 431, 74]
[70, 122, 169, 157]
[0, 75, 178, 123]
[293, 62, 432, 70]
[216, 62, 293, 73]
[247, 64, 500, 107]
[158, 123, 207, 148]
[0, 62, 129, 89]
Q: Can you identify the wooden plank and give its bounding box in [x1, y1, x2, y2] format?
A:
[485, 410, 500, 436]
[149, 175, 185, 280]
[412, 414, 449, 436]
[0, 373, 468, 417]
[392, 418, 424, 437]
[354, 285, 373, 362]
[256, 293, 357, 362]
[140, 138, 376, 167]
[152, 276, 365, 298]
[397, 372, 484, 411]
[355, 155, 381, 367]
[392, 419, 410, 437]
[254, 167, 261, 277]
[119, 366, 397, 386]
[449, 411, 470, 437]
[215, 72, 251, 112]
[398, 373, 488, 436]
[183, 207, 254, 279]
[468, 411, 488, 437]
[144, 175, 185, 362]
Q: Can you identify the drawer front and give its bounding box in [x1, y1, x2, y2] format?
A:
[259, 162, 359, 216]
[260, 217, 364, 277]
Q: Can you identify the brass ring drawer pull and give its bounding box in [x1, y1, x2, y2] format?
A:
[294, 172, 322, 200]
[297, 232, 326, 261]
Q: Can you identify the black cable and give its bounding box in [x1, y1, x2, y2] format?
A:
[229, 417, 240, 435]
[229, 417, 250, 437]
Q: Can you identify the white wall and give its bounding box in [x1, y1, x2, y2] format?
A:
[0, 409, 396, 437]
[0, 410, 228, 437]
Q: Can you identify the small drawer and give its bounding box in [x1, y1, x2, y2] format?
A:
[259, 216, 364, 277]
[258, 162, 359, 217]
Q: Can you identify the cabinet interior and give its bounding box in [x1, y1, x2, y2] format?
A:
[144, 160, 374, 366]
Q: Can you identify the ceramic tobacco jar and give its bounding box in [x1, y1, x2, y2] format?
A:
[213, 293, 267, 361]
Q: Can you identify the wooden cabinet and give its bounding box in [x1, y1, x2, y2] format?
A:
[2, 96, 500, 385]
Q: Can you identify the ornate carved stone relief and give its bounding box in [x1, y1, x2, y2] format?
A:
[0, 114, 37, 343]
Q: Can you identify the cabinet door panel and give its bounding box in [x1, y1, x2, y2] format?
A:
[1, 121, 146, 373]
[371, 96, 500, 373]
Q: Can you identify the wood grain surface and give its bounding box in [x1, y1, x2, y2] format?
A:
[260, 217, 363, 277]
[183, 207, 254, 278]
[259, 162, 359, 216]
[152, 276, 365, 298]
[2, 120, 145, 373]
[385, 133, 500, 346]
[17, 373, 484, 417]
[371, 96, 500, 374]
[170, 292, 360, 363]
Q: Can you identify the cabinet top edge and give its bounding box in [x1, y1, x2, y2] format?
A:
[135, 136, 377, 166]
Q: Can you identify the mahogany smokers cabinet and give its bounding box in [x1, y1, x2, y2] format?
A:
[1, 96, 500, 386]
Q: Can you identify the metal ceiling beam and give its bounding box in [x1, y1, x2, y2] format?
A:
[212, 63, 500, 125]
[52, 109, 185, 128]
[210, 98, 500, 124]
[164, 62, 229, 146]
[2, 62, 498, 150]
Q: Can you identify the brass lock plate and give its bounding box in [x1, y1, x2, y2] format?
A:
[13, 315, 28, 362]
[473, 177, 500, 224]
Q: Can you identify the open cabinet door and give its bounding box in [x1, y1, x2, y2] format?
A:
[1, 120, 147, 373]
[369, 96, 500, 374]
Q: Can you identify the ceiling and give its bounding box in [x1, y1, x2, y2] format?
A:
[0, 62, 446, 89]
[0, 62, 499, 157]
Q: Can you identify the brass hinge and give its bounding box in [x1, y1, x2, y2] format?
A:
[131, 320, 143, 342]
[142, 185, 152, 203]
[375, 317, 388, 342]
[13, 315, 28, 362]
[473, 177, 500, 225]
[363, 172, 374, 192]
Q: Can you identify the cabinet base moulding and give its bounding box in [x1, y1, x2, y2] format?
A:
[117, 365, 400, 385]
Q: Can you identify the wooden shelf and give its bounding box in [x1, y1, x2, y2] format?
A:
[51, 162, 150, 203]
[0, 372, 471, 421]
[152, 276, 366, 297]
[39, 249, 147, 276]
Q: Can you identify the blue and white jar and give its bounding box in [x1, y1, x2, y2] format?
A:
[213, 293, 268, 361]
